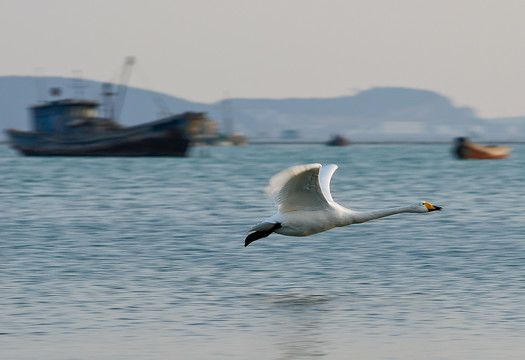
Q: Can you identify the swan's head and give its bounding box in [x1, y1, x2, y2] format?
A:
[412, 201, 442, 213]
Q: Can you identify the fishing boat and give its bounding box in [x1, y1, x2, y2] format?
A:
[5, 58, 211, 156]
[5, 99, 207, 156]
[453, 137, 511, 160]
[326, 134, 351, 146]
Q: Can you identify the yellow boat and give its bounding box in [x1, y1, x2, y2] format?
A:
[453, 137, 511, 160]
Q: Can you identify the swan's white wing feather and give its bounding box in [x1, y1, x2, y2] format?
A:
[265, 163, 333, 213]
[319, 164, 338, 203]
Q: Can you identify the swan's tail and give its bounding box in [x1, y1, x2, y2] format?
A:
[245, 223, 282, 247]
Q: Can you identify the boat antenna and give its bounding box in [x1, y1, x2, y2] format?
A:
[113, 56, 135, 123]
[102, 83, 115, 120]
[72, 70, 86, 99]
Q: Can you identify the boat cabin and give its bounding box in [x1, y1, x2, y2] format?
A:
[31, 99, 118, 135]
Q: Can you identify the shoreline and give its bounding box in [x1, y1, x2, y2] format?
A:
[248, 140, 525, 145]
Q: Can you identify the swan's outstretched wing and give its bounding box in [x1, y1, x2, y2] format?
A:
[319, 164, 338, 203]
[265, 163, 338, 213]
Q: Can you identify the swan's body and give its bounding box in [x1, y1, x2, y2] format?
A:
[245, 163, 441, 246]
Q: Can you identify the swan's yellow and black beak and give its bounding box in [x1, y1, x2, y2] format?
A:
[424, 202, 442, 212]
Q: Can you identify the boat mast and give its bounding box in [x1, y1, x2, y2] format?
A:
[112, 56, 135, 123]
[222, 94, 234, 136]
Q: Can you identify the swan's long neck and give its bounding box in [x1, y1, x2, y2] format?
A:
[343, 205, 415, 225]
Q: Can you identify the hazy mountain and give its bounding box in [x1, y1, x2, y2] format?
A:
[1, 76, 523, 142]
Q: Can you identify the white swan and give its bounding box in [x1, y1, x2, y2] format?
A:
[245, 163, 442, 247]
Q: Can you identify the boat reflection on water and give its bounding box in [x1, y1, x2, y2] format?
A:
[453, 137, 511, 160]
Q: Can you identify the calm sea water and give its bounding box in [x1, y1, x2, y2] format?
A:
[1, 143, 525, 360]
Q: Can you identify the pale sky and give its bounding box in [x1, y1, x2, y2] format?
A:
[2, 0, 525, 118]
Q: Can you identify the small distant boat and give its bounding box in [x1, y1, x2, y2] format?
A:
[326, 135, 351, 146]
[453, 137, 511, 160]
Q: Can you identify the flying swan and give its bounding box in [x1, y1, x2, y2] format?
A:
[245, 163, 442, 247]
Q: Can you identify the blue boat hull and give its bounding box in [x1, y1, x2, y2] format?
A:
[6, 113, 198, 157]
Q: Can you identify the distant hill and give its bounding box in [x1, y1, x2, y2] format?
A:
[1, 76, 523, 142]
